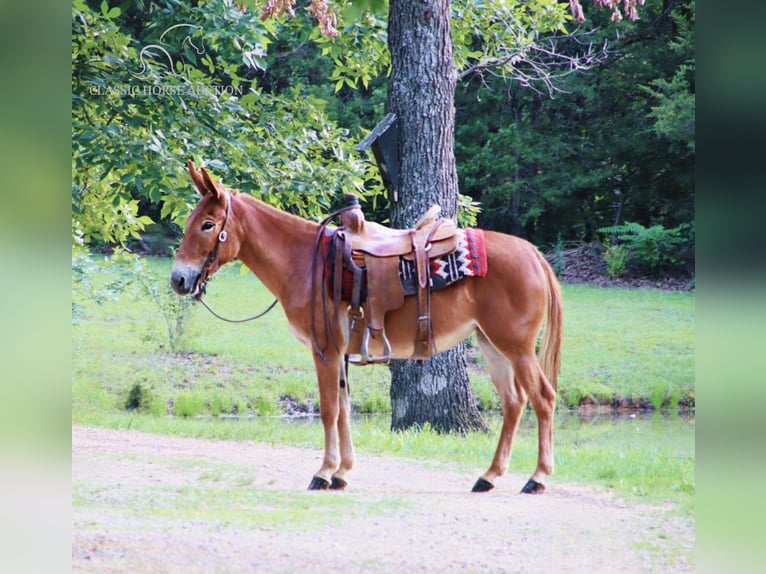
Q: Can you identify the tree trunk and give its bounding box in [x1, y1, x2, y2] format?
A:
[386, 0, 487, 433]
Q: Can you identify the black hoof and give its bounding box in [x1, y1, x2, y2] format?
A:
[471, 477, 495, 492]
[308, 476, 331, 490]
[330, 476, 348, 490]
[520, 479, 546, 494]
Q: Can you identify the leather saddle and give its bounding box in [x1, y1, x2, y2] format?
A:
[331, 194, 458, 364]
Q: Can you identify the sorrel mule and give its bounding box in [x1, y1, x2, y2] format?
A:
[171, 161, 563, 494]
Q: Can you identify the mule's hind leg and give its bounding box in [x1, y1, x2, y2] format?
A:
[472, 331, 528, 492]
[511, 353, 556, 494]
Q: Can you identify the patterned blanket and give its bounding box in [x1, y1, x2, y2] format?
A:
[323, 228, 487, 301]
[398, 228, 487, 295]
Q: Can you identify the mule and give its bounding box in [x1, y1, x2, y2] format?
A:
[170, 161, 563, 493]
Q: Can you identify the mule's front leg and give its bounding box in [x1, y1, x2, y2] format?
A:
[308, 354, 353, 490]
[328, 367, 354, 490]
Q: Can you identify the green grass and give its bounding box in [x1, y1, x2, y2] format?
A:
[72, 255, 695, 510]
[555, 284, 695, 409]
[73, 257, 694, 418]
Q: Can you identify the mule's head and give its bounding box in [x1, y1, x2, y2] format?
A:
[170, 161, 239, 297]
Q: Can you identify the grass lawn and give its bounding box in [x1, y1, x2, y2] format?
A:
[73, 256, 694, 419]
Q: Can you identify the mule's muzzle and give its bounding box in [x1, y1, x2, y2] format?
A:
[170, 265, 201, 296]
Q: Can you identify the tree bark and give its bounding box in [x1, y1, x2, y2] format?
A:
[386, 0, 487, 433]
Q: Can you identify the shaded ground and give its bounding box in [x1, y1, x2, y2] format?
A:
[545, 243, 694, 292]
[72, 425, 694, 573]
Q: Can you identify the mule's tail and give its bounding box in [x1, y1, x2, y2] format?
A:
[535, 249, 563, 391]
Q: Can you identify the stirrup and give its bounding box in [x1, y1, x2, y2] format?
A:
[355, 327, 392, 365]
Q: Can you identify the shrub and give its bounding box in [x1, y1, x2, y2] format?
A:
[72, 249, 194, 350]
[124, 382, 164, 415]
[174, 391, 207, 417]
[71, 247, 130, 323]
[550, 236, 567, 277]
[112, 251, 194, 352]
[358, 386, 391, 414]
[604, 244, 629, 278]
[597, 221, 692, 276]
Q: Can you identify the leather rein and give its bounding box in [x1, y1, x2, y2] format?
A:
[193, 192, 279, 323]
[310, 197, 366, 365]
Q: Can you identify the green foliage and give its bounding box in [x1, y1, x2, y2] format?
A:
[470, 374, 501, 411]
[559, 380, 615, 409]
[71, 246, 130, 323]
[597, 221, 692, 275]
[357, 385, 391, 414]
[604, 244, 629, 278]
[645, 2, 695, 155]
[72, 248, 194, 350]
[451, 0, 572, 75]
[72, 0, 380, 247]
[647, 64, 695, 153]
[174, 391, 207, 418]
[252, 392, 280, 416]
[116, 252, 195, 352]
[457, 193, 481, 228]
[550, 236, 567, 276]
[314, 10, 390, 92]
[72, 0, 693, 274]
[455, 0, 695, 250]
[125, 382, 164, 415]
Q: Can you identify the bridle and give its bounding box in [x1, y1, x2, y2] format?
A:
[192, 191, 279, 323]
[193, 191, 232, 301]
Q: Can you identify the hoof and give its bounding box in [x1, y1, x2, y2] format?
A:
[471, 477, 495, 492]
[520, 479, 546, 494]
[330, 476, 348, 490]
[308, 476, 331, 490]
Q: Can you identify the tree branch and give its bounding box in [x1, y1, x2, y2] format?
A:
[458, 28, 611, 98]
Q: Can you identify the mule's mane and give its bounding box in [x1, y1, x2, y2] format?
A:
[232, 190, 320, 234]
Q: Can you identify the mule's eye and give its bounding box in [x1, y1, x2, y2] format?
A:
[201, 221, 215, 231]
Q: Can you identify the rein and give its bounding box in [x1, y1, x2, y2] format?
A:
[310, 197, 364, 365]
[193, 191, 279, 324]
[197, 295, 279, 323]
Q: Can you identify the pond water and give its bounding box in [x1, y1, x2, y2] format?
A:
[272, 408, 696, 456]
[276, 408, 695, 430]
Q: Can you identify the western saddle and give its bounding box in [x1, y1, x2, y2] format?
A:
[327, 194, 459, 365]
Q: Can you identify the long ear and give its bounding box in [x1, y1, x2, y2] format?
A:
[199, 167, 225, 200]
[187, 160, 210, 197]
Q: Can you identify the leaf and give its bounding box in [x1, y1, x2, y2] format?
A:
[206, 159, 227, 171]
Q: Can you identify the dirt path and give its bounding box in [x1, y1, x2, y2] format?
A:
[72, 425, 693, 573]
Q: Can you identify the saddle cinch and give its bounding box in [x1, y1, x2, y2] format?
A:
[328, 194, 459, 365]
